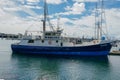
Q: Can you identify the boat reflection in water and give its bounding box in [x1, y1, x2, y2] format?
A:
[11, 53, 110, 80]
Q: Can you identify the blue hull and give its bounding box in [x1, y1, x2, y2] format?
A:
[11, 42, 112, 56]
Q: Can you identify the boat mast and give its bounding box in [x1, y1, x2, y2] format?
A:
[95, 2, 100, 40]
[100, 0, 103, 39]
[95, 0, 103, 40]
[95, 3, 96, 39]
[43, 0, 47, 38]
[102, 0, 109, 40]
[97, 0, 108, 40]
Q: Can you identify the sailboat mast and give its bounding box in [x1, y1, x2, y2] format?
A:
[95, 3, 97, 40]
[43, 0, 47, 37]
[95, 2, 100, 40]
[100, 0, 104, 39]
[95, 0, 103, 40]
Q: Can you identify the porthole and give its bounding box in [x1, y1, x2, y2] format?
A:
[41, 40, 44, 43]
[56, 40, 58, 43]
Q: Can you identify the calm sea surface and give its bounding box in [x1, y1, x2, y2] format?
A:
[0, 39, 120, 80]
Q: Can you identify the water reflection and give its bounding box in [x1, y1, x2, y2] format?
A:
[11, 54, 111, 80]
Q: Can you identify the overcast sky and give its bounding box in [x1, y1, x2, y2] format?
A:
[0, 0, 120, 39]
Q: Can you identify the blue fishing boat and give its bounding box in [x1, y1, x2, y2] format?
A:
[11, 42, 112, 56]
[11, 0, 113, 56]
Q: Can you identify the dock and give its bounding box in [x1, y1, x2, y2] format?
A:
[109, 51, 120, 55]
[0, 33, 23, 40]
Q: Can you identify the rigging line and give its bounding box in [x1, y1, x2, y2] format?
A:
[96, 0, 100, 40]
[95, 2, 97, 39]
[46, 2, 55, 31]
[97, 0, 102, 39]
[102, 0, 109, 39]
[26, 24, 35, 31]
[102, 30, 109, 39]
[100, 0, 109, 40]
[100, 0, 103, 39]
[104, 12, 109, 39]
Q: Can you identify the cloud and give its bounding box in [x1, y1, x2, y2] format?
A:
[46, 0, 67, 4]
[26, 0, 67, 5]
[24, 5, 42, 9]
[0, 0, 15, 6]
[57, 2, 86, 15]
[0, 8, 5, 17]
[27, 0, 40, 3]
[73, 0, 97, 2]
[26, 0, 40, 5]
[2, 7, 21, 11]
[0, 0, 42, 34]
[61, 16, 95, 37]
[0, 8, 42, 34]
[65, 2, 86, 15]
[0, 0, 39, 17]
[105, 8, 120, 39]
[0, 9, 26, 33]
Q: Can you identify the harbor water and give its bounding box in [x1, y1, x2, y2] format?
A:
[0, 39, 120, 80]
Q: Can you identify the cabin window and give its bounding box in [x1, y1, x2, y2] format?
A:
[53, 33, 56, 35]
[45, 33, 51, 36]
[42, 40, 44, 43]
[61, 42, 63, 47]
[28, 40, 34, 43]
